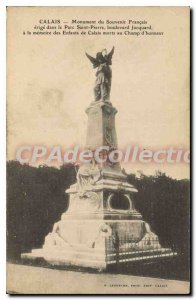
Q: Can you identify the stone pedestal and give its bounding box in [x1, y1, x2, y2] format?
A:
[86, 100, 118, 149]
[22, 101, 176, 269]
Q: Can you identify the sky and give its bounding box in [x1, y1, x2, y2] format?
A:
[7, 7, 190, 179]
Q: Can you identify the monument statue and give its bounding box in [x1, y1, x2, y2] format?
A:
[76, 162, 102, 196]
[86, 47, 114, 101]
[22, 48, 176, 270]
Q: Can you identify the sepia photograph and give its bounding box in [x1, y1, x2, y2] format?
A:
[6, 6, 190, 294]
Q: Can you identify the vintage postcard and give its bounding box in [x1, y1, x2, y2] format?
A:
[6, 6, 190, 294]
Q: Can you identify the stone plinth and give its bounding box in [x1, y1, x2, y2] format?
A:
[86, 100, 118, 150]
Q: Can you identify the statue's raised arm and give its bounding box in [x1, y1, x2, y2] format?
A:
[107, 46, 114, 65]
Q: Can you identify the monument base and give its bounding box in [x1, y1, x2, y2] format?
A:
[21, 219, 177, 270]
[21, 245, 177, 271]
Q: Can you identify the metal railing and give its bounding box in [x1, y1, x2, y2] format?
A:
[106, 235, 177, 265]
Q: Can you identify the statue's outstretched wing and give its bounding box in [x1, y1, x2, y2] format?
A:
[107, 46, 115, 64]
[85, 53, 99, 68]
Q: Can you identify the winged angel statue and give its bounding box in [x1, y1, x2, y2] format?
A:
[86, 47, 114, 101]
